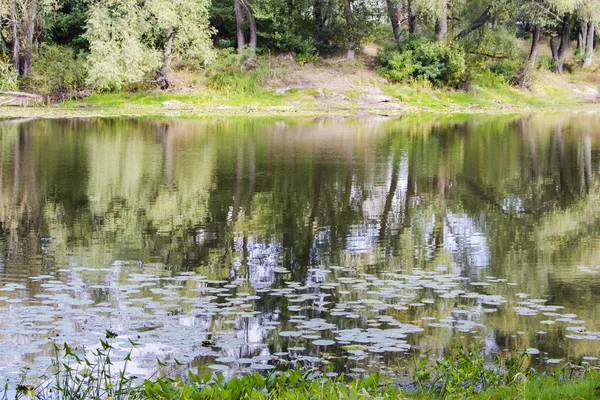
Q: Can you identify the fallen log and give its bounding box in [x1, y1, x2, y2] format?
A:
[0, 91, 44, 101]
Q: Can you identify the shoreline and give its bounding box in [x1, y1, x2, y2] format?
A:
[1, 102, 599, 120]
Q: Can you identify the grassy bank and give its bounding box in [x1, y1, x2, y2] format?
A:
[8, 338, 600, 399]
[139, 370, 600, 400]
[2, 55, 599, 120]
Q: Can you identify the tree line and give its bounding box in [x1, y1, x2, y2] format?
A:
[0, 0, 598, 93]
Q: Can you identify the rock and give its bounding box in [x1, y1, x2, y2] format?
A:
[162, 100, 182, 109]
[361, 94, 395, 104]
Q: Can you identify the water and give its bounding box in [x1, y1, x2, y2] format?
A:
[1, 113, 600, 382]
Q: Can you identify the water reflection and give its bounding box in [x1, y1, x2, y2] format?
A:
[1, 113, 600, 382]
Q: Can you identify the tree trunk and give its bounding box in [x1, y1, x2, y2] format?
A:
[234, 0, 245, 54]
[583, 22, 595, 68]
[385, 0, 402, 46]
[578, 22, 588, 54]
[10, 1, 20, 74]
[553, 13, 571, 74]
[435, 0, 447, 42]
[408, 13, 417, 35]
[528, 24, 541, 68]
[156, 28, 174, 90]
[342, 0, 355, 60]
[9, 0, 38, 77]
[242, 1, 257, 59]
[550, 36, 558, 58]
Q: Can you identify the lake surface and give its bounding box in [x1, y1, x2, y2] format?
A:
[1, 113, 600, 383]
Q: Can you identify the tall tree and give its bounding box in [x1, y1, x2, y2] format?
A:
[3, 0, 41, 76]
[528, 24, 542, 67]
[234, 0, 245, 52]
[241, 0, 257, 58]
[553, 12, 571, 73]
[342, 0, 355, 59]
[313, 0, 332, 49]
[385, 0, 402, 45]
[85, 0, 214, 90]
[435, 0, 448, 42]
[583, 21, 594, 67]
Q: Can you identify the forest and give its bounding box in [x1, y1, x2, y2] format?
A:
[0, 0, 599, 100]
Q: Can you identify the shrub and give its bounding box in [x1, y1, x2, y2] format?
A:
[538, 55, 557, 71]
[21, 44, 86, 98]
[468, 60, 522, 88]
[207, 48, 265, 94]
[376, 37, 466, 87]
[489, 60, 520, 83]
[0, 57, 18, 91]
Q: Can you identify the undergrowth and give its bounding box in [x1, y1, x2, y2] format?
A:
[207, 49, 266, 95]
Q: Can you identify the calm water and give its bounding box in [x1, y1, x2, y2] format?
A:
[1, 113, 600, 382]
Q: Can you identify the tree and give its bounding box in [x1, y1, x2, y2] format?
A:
[435, 0, 447, 41]
[146, 0, 215, 88]
[341, 0, 355, 59]
[85, 0, 214, 91]
[576, 0, 600, 68]
[528, 24, 542, 67]
[385, 0, 402, 45]
[233, 0, 257, 58]
[85, 0, 160, 90]
[234, 0, 245, 52]
[1, 0, 43, 76]
[553, 12, 571, 73]
[583, 22, 594, 67]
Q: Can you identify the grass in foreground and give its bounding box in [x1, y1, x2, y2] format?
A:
[6, 335, 600, 400]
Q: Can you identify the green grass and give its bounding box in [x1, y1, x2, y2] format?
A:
[7, 336, 600, 400]
[381, 82, 581, 112]
[61, 90, 288, 110]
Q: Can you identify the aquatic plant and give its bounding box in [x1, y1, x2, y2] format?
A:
[4, 337, 600, 400]
[12, 333, 142, 400]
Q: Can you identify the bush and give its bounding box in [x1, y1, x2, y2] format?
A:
[537, 55, 556, 71]
[468, 60, 522, 88]
[0, 57, 18, 91]
[207, 49, 265, 94]
[21, 44, 86, 97]
[376, 37, 466, 87]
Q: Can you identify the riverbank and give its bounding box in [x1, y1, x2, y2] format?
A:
[1, 56, 599, 119]
[11, 340, 600, 400]
[140, 370, 600, 399]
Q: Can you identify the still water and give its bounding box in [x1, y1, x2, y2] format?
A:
[1, 113, 600, 382]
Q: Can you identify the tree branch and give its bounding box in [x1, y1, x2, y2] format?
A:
[454, 6, 491, 40]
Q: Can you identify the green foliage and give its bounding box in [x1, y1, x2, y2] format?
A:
[253, 0, 315, 54]
[84, 0, 161, 91]
[143, 369, 403, 400]
[538, 55, 558, 71]
[21, 44, 86, 97]
[3, 337, 600, 400]
[468, 60, 522, 88]
[377, 38, 467, 87]
[0, 57, 18, 91]
[297, 51, 320, 66]
[207, 49, 265, 94]
[84, 0, 214, 91]
[412, 345, 533, 398]
[45, 0, 91, 52]
[463, 26, 522, 60]
[14, 332, 141, 400]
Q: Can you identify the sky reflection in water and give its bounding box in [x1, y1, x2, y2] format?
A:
[0, 113, 600, 382]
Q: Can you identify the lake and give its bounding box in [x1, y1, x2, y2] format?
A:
[1, 113, 599, 383]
